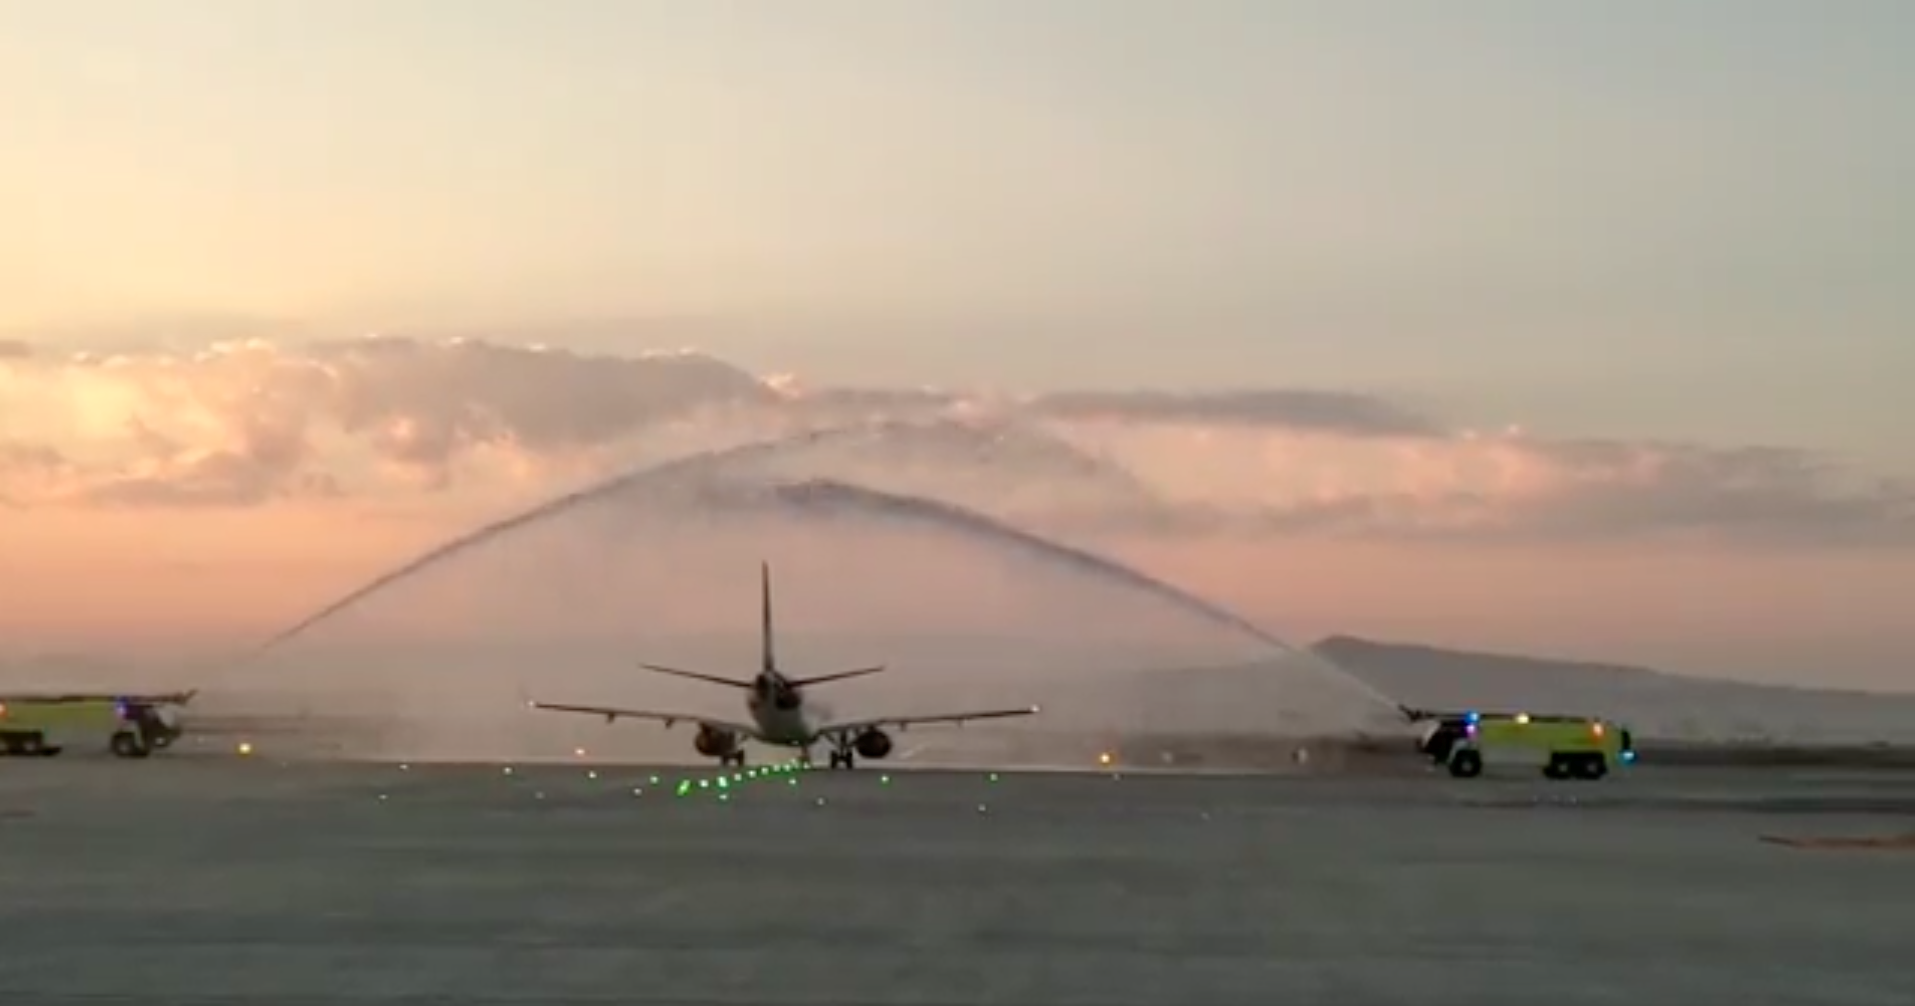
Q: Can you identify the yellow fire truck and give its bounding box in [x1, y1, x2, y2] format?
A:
[1406, 707, 1636, 780]
[0, 691, 194, 758]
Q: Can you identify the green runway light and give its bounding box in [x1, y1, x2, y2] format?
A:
[879, 774, 891, 785]
[648, 775, 661, 785]
[650, 758, 823, 802]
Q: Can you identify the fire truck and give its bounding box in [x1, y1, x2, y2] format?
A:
[0, 691, 195, 758]
[1404, 707, 1636, 780]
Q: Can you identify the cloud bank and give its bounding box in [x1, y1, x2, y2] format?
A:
[2, 335, 1910, 548]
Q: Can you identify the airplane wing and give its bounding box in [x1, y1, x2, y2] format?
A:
[526, 701, 763, 739]
[813, 704, 1040, 742]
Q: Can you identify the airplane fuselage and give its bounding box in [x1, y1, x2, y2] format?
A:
[743, 671, 819, 747]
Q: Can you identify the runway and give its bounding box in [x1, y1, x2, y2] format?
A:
[2, 755, 1912, 1005]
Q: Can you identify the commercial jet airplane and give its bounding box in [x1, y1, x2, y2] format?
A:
[528, 562, 1040, 769]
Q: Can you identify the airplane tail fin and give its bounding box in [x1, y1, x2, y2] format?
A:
[761, 560, 775, 674]
[787, 665, 886, 689]
[627, 562, 786, 689]
[758, 560, 881, 688]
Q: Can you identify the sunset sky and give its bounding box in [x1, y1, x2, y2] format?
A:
[3, 2, 1912, 690]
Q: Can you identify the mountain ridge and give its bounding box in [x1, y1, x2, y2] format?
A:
[1306, 634, 1915, 743]
[1309, 634, 1893, 697]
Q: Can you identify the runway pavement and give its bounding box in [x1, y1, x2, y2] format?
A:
[2, 753, 1912, 1005]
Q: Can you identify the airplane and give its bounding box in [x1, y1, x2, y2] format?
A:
[527, 562, 1040, 769]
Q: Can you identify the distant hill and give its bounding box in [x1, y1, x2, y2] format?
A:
[7, 633, 1913, 747]
[1309, 635, 1915, 745]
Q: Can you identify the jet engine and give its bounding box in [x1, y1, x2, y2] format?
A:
[693, 724, 740, 758]
[853, 728, 893, 760]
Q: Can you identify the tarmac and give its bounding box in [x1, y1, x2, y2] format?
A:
[2, 751, 1913, 1005]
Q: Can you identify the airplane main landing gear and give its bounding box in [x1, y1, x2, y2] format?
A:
[719, 750, 747, 768]
[825, 736, 862, 769]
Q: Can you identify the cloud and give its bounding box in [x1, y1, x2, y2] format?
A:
[0, 333, 1909, 548]
[0, 441, 71, 508]
[0, 336, 775, 504]
[1027, 388, 1441, 437]
[1499, 440, 1915, 545]
[323, 336, 775, 459]
[1098, 435, 1915, 547]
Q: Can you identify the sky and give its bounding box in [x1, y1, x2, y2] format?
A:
[2, 1, 1913, 690]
